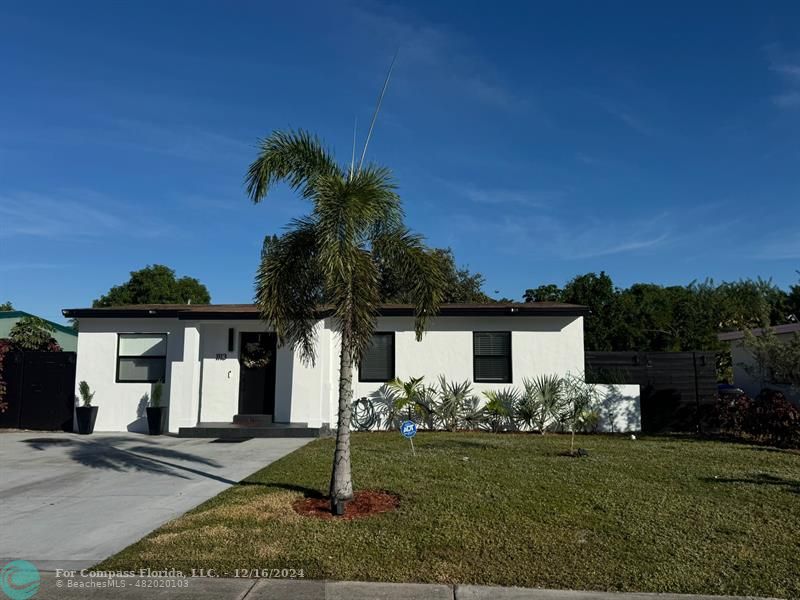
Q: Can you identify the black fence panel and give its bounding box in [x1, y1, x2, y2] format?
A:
[1, 351, 76, 431]
[0, 350, 24, 429]
[586, 351, 717, 433]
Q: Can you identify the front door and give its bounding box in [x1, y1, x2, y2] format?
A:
[238, 332, 277, 415]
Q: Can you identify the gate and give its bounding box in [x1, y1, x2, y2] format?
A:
[586, 351, 717, 433]
[0, 351, 76, 431]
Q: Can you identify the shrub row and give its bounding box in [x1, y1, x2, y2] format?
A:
[350, 374, 606, 436]
[712, 389, 800, 448]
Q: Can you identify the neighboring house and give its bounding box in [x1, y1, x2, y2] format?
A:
[0, 310, 78, 352]
[718, 323, 800, 404]
[62, 302, 639, 435]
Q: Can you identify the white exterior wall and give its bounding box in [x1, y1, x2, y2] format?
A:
[344, 315, 585, 420]
[73, 313, 590, 432]
[193, 320, 328, 428]
[73, 318, 185, 433]
[592, 384, 641, 433]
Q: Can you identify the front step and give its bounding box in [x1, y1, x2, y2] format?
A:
[233, 414, 274, 426]
[178, 422, 327, 439]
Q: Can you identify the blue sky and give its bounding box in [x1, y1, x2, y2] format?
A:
[1, 1, 799, 323]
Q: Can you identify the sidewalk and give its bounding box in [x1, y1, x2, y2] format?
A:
[32, 572, 777, 600]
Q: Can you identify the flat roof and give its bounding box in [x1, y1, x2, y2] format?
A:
[718, 322, 800, 341]
[62, 302, 589, 320]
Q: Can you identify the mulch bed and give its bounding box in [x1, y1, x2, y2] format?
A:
[293, 490, 399, 520]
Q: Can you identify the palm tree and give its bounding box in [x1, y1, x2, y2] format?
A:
[246, 130, 444, 514]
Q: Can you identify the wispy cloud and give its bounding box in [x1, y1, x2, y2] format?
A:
[0, 190, 175, 240]
[757, 234, 800, 260]
[448, 210, 672, 260]
[0, 262, 68, 272]
[440, 179, 566, 208]
[103, 118, 253, 162]
[601, 102, 660, 136]
[772, 92, 800, 109]
[351, 5, 527, 112]
[6, 118, 254, 163]
[766, 43, 800, 109]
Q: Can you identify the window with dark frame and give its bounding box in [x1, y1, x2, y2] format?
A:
[116, 333, 167, 383]
[473, 331, 512, 383]
[358, 332, 395, 382]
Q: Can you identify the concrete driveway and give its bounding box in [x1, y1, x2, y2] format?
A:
[0, 432, 310, 569]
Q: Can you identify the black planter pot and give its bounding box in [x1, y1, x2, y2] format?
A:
[75, 406, 98, 435]
[146, 406, 167, 435]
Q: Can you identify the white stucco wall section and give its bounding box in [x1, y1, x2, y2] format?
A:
[73, 318, 185, 433]
[73, 312, 592, 432]
[592, 384, 641, 432]
[349, 315, 586, 400]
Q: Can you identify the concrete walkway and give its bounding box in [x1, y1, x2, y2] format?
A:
[0, 432, 309, 569]
[27, 574, 776, 600]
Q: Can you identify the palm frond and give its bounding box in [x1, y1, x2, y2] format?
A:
[255, 219, 324, 363]
[246, 130, 342, 203]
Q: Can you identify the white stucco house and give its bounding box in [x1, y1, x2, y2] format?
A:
[719, 322, 800, 405]
[62, 302, 639, 436]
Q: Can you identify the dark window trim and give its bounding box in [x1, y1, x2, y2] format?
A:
[115, 333, 168, 383]
[358, 331, 396, 383]
[473, 331, 512, 384]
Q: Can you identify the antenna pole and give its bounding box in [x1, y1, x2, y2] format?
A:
[358, 51, 398, 173]
[349, 117, 357, 181]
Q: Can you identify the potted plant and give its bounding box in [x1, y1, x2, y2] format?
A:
[146, 380, 166, 435]
[75, 381, 98, 434]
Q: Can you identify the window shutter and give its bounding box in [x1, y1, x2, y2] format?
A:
[359, 333, 395, 382]
[474, 332, 511, 382]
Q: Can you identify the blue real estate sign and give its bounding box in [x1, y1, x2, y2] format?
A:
[400, 420, 417, 438]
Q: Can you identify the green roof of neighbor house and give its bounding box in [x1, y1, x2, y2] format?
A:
[0, 310, 78, 351]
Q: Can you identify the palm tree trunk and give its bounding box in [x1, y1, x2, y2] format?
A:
[329, 328, 355, 514]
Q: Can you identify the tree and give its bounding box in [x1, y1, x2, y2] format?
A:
[523, 284, 561, 303]
[561, 272, 619, 351]
[742, 329, 800, 390]
[380, 247, 491, 303]
[785, 273, 800, 323]
[1, 316, 62, 412]
[0, 301, 13, 311]
[93, 265, 211, 307]
[9, 316, 61, 351]
[246, 129, 444, 514]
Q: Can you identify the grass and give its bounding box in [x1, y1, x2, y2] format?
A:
[97, 433, 800, 598]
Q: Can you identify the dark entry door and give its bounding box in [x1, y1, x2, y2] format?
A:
[238, 332, 277, 415]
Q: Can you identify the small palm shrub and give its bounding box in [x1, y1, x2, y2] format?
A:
[561, 373, 602, 453]
[482, 388, 519, 433]
[433, 377, 473, 431]
[519, 375, 564, 434]
[459, 394, 485, 430]
[370, 384, 402, 430]
[388, 377, 430, 423]
[150, 380, 164, 408]
[78, 381, 95, 407]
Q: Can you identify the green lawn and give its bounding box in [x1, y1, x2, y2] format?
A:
[97, 433, 800, 598]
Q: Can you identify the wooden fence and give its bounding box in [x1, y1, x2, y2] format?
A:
[585, 351, 717, 433]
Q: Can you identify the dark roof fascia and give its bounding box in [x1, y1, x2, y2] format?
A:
[64, 304, 589, 320]
[62, 308, 184, 319]
[374, 305, 589, 317]
[178, 310, 262, 320]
